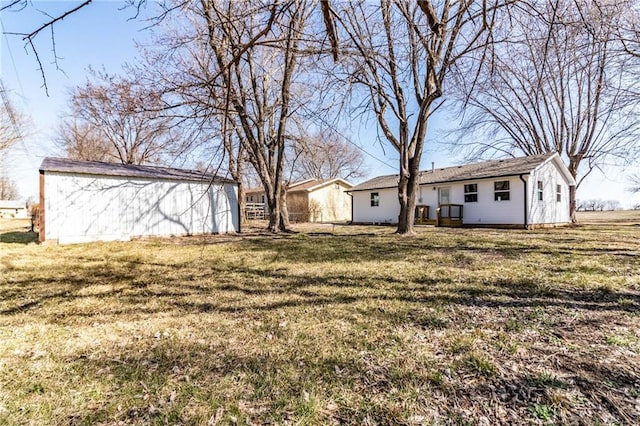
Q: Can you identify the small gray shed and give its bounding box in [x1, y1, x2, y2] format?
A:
[39, 158, 239, 244]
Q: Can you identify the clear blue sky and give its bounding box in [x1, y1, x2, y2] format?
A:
[1, 1, 638, 208]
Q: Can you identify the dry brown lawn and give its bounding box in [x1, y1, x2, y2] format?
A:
[577, 210, 640, 225]
[0, 214, 639, 424]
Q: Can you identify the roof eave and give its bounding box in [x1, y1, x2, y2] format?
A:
[350, 172, 535, 192]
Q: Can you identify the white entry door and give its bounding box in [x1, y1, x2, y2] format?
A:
[438, 188, 450, 205]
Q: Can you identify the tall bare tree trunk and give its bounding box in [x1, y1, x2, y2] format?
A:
[333, 1, 499, 235]
[396, 155, 421, 233]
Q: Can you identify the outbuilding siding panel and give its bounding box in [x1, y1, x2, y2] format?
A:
[43, 172, 238, 244]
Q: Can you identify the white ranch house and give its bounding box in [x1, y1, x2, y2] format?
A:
[0, 200, 29, 219]
[350, 153, 576, 228]
[39, 158, 239, 244]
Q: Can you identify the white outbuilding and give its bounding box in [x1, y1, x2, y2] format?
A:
[350, 153, 576, 229]
[39, 158, 240, 244]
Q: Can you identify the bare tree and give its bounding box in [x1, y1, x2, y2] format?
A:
[0, 177, 19, 200]
[56, 119, 113, 162]
[0, 84, 27, 201]
[0, 84, 24, 158]
[603, 199, 621, 211]
[69, 69, 188, 165]
[583, 199, 605, 212]
[629, 174, 640, 193]
[449, 1, 640, 222]
[290, 130, 366, 181]
[576, 199, 586, 212]
[612, 0, 640, 58]
[331, 0, 504, 234]
[184, 0, 312, 233]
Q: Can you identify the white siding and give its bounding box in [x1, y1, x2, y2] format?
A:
[44, 172, 239, 244]
[308, 182, 352, 222]
[352, 188, 399, 223]
[353, 179, 526, 225]
[445, 178, 526, 225]
[416, 185, 439, 219]
[528, 159, 572, 224]
[351, 154, 574, 227]
[416, 178, 526, 225]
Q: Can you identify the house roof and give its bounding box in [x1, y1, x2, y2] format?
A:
[245, 177, 353, 194]
[40, 157, 236, 184]
[0, 200, 25, 209]
[350, 153, 563, 192]
[290, 178, 353, 192]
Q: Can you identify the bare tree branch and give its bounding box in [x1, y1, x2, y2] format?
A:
[448, 0, 640, 221]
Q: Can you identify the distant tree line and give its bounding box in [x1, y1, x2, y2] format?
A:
[576, 199, 623, 212]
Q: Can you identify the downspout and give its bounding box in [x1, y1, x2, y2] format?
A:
[237, 183, 241, 233]
[39, 170, 45, 243]
[519, 174, 528, 230]
[347, 191, 353, 224]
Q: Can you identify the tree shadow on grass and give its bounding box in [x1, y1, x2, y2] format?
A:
[2, 233, 639, 424]
[0, 230, 37, 244]
[2, 255, 638, 324]
[234, 231, 640, 268]
[46, 324, 640, 425]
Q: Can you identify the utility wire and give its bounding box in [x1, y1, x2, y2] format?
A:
[298, 102, 397, 171]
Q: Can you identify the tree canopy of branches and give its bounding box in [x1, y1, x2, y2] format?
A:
[327, 0, 504, 234]
[66, 69, 187, 165]
[0, 177, 19, 200]
[56, 119, 113, 162]
[629, 174, 640, 193]
[0, 84, 26, 201]
[0, 84, 24, 158]
[170, 0, 312, 233]
[290, 130, 366, 181]
[449, 0, 640, 221]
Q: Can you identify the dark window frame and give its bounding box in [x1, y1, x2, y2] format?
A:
[370, 192, 379, 207]
[464, 183, 478, 203]
[494, 180, 510, 201]
[537, 180, 543, 201]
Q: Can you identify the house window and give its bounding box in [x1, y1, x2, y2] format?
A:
[537, 180, 543, 201]
[464, 184, 478, 202]
[556, 185, 562, 202]
[370, 192, 379, 207]
[494, 181, 510, 201]
[261, 195, 265, 203]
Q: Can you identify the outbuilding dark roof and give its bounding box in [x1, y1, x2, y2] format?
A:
[40, 157, 236, 184]
[351, 153, 557, 192]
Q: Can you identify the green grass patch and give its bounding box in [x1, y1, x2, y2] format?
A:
[530, 403, 557, 422]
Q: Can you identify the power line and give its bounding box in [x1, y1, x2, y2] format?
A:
[0, 16, 27, 103]
[298, 102, 397, 171]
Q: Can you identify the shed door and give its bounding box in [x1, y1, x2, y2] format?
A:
[438, 188, 450, 205]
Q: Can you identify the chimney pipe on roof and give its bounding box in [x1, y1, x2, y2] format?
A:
[431, 162, 435, 173]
